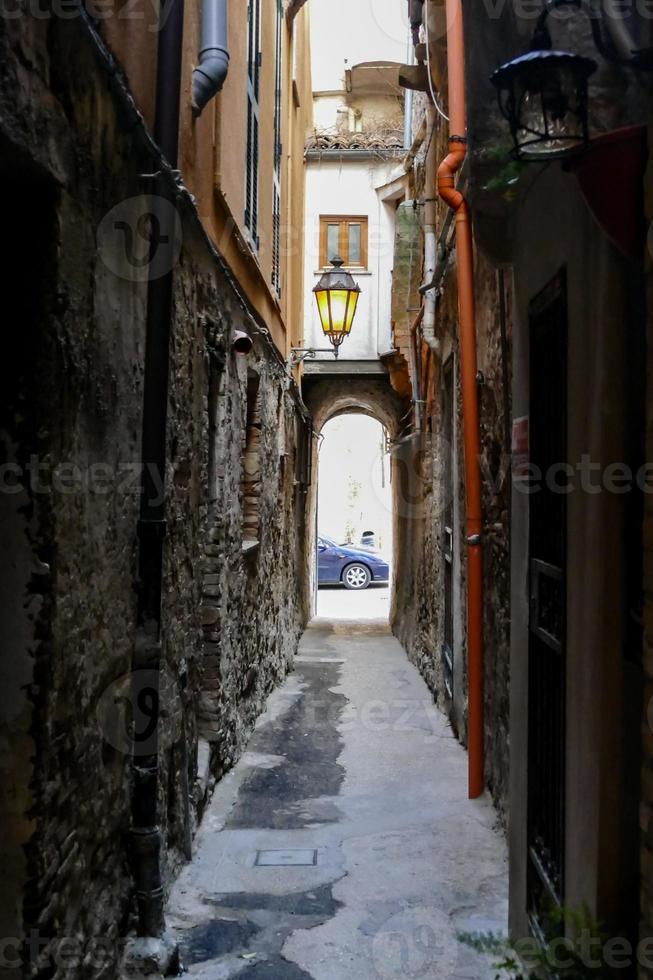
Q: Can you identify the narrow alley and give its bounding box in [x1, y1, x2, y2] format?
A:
[167, 617, 507, 979]
[2, 0, 653, 975]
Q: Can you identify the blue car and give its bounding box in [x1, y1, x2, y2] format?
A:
[317, 535, 390, 590]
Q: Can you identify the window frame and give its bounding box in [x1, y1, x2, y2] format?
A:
[319, 215, 368, 270]
[244, 0, 261, 249]
[271, 0, 283, 296]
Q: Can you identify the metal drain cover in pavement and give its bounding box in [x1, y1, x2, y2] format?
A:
[255, 849, 318, 867]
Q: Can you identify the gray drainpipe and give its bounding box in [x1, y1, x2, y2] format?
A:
[404, 23, 415, 149]
[421, 105, 439, 358]
[408, 0, 424, 45]
[192, 0, 230, 115]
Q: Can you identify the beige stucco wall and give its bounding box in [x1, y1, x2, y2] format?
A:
[100, 1, 313, 360]
[180, 2, 313, 356]
[285, 4, 313, 353]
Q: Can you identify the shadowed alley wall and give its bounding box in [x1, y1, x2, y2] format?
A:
[0, 11, 310, 975]
[389, 107, 512, 824]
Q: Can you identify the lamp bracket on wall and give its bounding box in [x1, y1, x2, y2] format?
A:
[288, 347, 341, 368]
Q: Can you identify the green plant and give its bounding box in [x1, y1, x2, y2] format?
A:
[458, 906, 613, 979]
[481, 160, 525, 202]
[479, 141, 527, 202]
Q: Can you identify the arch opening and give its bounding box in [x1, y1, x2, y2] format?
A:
[301, 376, 411, 626]
[316, 414, 393, 621]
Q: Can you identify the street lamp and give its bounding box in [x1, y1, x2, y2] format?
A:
[491, 49, 597, 161]
[491, 0, 653, 162]
[313, 256, 361, 355]
[289, 256, 361, 367]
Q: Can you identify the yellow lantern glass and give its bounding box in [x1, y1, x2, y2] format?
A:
[312, 256, 361, 356]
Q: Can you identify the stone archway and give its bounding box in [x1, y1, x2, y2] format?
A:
[302, 376, 409, 623]
[304, 377, 404, 441]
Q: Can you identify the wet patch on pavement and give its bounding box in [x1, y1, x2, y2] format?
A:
[236, 957, 315, 979]
[226, 663, 346, 830]
[177, 884, 344, 978]
[204, 884, 342, 919]
[178, 918, 261, 965]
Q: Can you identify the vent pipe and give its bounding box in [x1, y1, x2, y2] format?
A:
[408, 0, 424, 44]
[192, 0, 230, 115]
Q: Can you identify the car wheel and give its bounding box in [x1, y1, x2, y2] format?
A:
[342, 563, 371, 590]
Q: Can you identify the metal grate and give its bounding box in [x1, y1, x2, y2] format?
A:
[255, 849, 318, 867]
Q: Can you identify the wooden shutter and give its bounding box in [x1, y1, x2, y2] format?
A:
[245, 0, 261, 247]
[271, 0, 283, 295]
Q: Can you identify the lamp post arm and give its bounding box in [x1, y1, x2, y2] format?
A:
[288, 347, 341, 368]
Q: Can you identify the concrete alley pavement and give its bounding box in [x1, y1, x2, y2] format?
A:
[316, 585, 391, 622]
[167, 620, 508, 979]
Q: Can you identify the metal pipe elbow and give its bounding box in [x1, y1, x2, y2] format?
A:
[437, 149, 465, 212]
[192, 0, 229, 115]
[192, 46, 230, 115]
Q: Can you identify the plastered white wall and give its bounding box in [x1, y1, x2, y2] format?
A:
[303, 157, 401, 360]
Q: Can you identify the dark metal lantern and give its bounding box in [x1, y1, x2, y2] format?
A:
[491, 49, 597, 161]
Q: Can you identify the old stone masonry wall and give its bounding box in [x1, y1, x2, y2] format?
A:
[0, 11, 309, 978]
[392, 117, 512, 823]
[394, 255, 512, 824]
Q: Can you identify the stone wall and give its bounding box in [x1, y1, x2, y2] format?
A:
[159, 244, 310, 887]
[0, 11, 309, 977]
[194, 307, 310, 792]
[475, 266, 512, 816]
[392, 111, 512, 822]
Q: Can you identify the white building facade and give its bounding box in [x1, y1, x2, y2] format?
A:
[303, 149, 405, 364]
[301, 2, 409, 372]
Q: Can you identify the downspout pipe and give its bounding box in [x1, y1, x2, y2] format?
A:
[131, 0, 184, 941]
[422, 104, 439, 358]
[437, 0, 485, 800]
[409, 307, 424, 433]
[404, 23, 415, 150]
[409, 0, 424, 45]
[192, 0, 230, 116]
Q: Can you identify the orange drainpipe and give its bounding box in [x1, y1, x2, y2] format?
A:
[436, 0, 484, 799]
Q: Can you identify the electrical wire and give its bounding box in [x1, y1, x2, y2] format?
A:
[423, 1, 450, 123]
